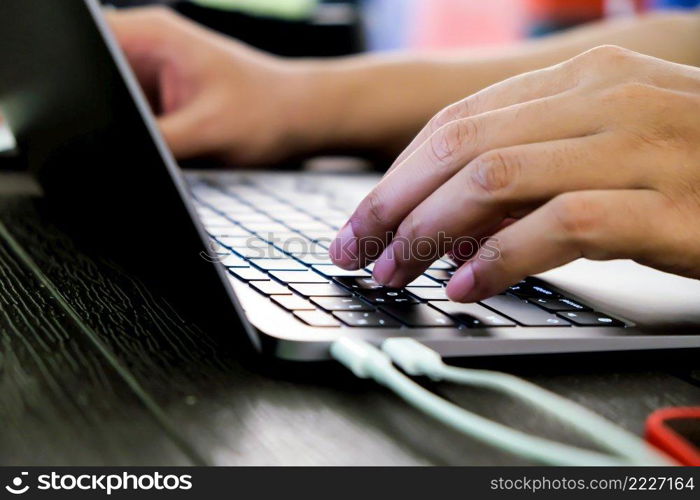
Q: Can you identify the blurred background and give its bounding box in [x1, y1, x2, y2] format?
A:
[2, 0, 700, 159]
[103, 0, 700, 55]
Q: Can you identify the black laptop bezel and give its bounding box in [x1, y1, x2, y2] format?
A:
[0, 0, 257, 348]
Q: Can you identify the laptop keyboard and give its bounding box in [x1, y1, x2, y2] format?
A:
[191, 178, 625, 330]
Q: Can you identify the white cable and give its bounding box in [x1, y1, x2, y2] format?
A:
[382, 338, 669, 465]
[381, 338, 670, 466]
[330, 337, 664, 466]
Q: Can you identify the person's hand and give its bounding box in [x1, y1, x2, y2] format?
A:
[330, 45, 700, 302]
[107, 7, 312, 165]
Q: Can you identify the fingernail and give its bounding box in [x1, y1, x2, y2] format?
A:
[447, 262, 476, 302]
[330, 222, 359, 270]
[373, 245, 397, 286]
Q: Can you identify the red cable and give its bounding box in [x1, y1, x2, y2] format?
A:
[646, 407, 700, 466]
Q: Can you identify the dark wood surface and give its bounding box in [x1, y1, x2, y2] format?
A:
[1, 171, 699, 466]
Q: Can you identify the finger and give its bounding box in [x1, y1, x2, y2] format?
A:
[370, 133, 653, 287]
[448, 217, 518, 265]
[106, 7, 182, 43]
[332, 91, 604, 270]
[387, 61, 578, 174]
[106, 8, 180, 110]
[158, 102, 211, 159]
[446, 189, 666, 302]
[386, 46, 700, 178]
[106, 8, 181, 58]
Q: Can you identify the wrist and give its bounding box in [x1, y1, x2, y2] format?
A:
[275, 60, 339, 158]
[278, 59, 369, 157]
[281, 56, 431, 159]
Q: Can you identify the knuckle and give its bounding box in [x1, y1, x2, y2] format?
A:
[579, 44, 633, 64]
[397, 211, 423, 243]
[357, 190, 390, 231]
[549, 193, 602, 241]
[468, 151, 520, 199]
[432, 99, 471, 131]
[546, 61, 579, 88]
[428, 119, 476, 166]
[567, 45, 636, 81]
[592, 44, 631, 58]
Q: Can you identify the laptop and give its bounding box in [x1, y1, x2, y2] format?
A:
[1, 0, 700, 361]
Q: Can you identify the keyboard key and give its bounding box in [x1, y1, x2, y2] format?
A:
[481, 295, 570, 327]
[507, 281, 559, 299]
[269, 270, 328, 284]
[217, 205, 256, 215]
[266, 231, 306, 241]
[209, 226, 251, 237]
[261, 232, 303, 243]
[195, 205, 217, 215]
[308, 239, 332, 250]
[406, 275, 442, 288]
[207, 240, 230, 255]
[556, 311, 625, 327]
[277, 238, 322, 254]
[335, 276, 384, 291]
[229, 213, 275, 223]
[216, 236, 258, 248]
[290, 194, 327, 207]
[272, 295, 315, 311]
[430, 302, 515, 327]
[324, 218, 347, 229]
[380, 304, 455, 327]
[293, 253, 333, 265]
[244, 222, 291, 233]
[314, 208, 347, 218]
[234, 245, 287, 259]
[200, 215, 233, 227]
[294, 310, 341, 327]
[289, 220, 334, 231]
[357, 289, 420, 306]
[425, 270, 454, 282]
[334, 311, 401, 328]
[429, 259, 457, 270]
[406, 287, 448, 301]
[258, 203, 292, 213]
[250, 281, 291, 296]
[300, 230, 336, 242]
[528, 297, 591, 312]
[289, 283, 352, 298]
[312, 265, 371, 278]
[311, 297, 374, 312]
[228, 267, 268, 282]
[220, 254, 249, 268]
[250, 258, 307, 271]
[275, 212, 317, 223]
[216, 235, 257, 248]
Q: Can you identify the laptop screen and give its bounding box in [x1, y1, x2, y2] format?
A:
[0, 0, 246, 337]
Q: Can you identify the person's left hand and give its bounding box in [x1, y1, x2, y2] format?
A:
[329, 46, 700, 302]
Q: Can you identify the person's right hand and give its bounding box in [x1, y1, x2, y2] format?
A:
[329, 46, 700, 303]
[107, 7, 311, 165]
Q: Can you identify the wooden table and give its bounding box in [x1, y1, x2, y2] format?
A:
[1, 170, 699, 466]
